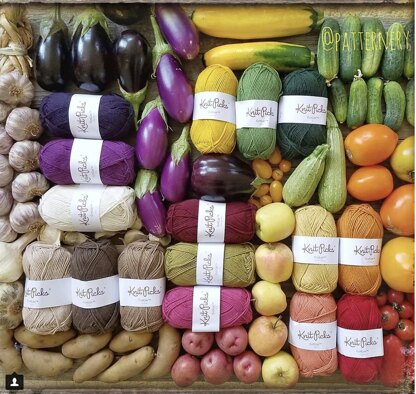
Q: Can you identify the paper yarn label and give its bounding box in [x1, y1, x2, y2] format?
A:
[337, 327, 384, 358]
[235, 99, 278, 129]
[193, 92, 236, 124]
[192, 285, 221, 332]
[23, 278, 72, 309]
[278, 95, 328, 125]
[196, 243, 225, 286]
[197, 200, 226, 243]
[339, 238, 382, 266]
[68, 94, 102, 139]
[119, 278, 165, 307]
[289, 320, 337, 351]
[69, 139, 103, 184]
[292, 236, 339, 265]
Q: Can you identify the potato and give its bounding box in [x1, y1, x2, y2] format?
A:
[140, 323, 181, 380]
[0, 346, 22, 373]
[109, 330, 153, 354]
[97, 346, 154, 383]
[14, 326, 76, 349]
[22, 347, 73, 377]
[201, 348, 233, 385]
[171, 353, 201, 387]
[73, 349, 114, 383]
[0, 327, 14, 348]
[62, 332, 112, 359]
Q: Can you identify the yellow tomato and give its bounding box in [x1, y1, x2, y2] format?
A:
[390, 136, 414, 183]
[269, 181, 283, 202]
[380, 237, 414, 293]
[252, 159, 273, 179]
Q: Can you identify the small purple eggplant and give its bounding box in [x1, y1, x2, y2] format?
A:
[161, 125, 191, 203]
[135, 97, 168, 170]
[154, 4, 200, 60]
[134, 169, 166, 237]
[150, 15, 193, 124]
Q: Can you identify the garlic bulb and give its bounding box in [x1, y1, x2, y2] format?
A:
[0, 101, 13, 123]
[0, 281, 24, 329]
[0, 71, 34, 106]
[0, 186, 13, 216]
[5, 107, 43, 141]
[8, 140, 41, 172]
[0, 154, 13, 187]
[61, 231, 88, 246]
[0, 216, 17, 243]
[0, 125, 14, 154]
[38, 224, 62, 245]
[12, 172, 49, 203]
[9, 202, 45, 234]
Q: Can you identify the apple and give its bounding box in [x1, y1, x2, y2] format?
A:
[248, 316, 287, 357]
[201, 348, 233, 385]
[255, 242, 293, 283]
[233, 350, 262, 384]
[171, 353, 201, 387]
[256, 203, 295, 243]
[181, 330, 214, 356]
[262, 351, 299, 388]
[215, 326, 248, 356]
[252, 280, 287, 316]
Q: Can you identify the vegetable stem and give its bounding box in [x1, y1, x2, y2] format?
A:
[150, 14, 176, 71]
[40, 4, 68, 40]
[73, 8, 110, 38]
[140, 96, 168, 126]
[134, 169, 159, 199]
[171, 125, 190, 165]
[13, 231, 38, 253]
[119, 81, 148, 126]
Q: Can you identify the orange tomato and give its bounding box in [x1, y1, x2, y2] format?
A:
[380, 184, 415, 236]
[254, 183, 270, 197]
[268, 147, 282, 165]
[269, 181, 283, 202]
[347, 165, 394, 201]
[252, 159, 273, 179]
[272, 169, 284, 181]
[279, 160, 292, 173]
[344, 124, 398, 166]
[248, 197, 262, 209]
[259, 195, 273, 206]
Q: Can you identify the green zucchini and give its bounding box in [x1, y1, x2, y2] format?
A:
[381, 23, 406, 81]
[404, 21, 414, 79]
[366, 77, 384, 124]
[317, 18, 340, 83]
[318, 111, 347, 214]
[282, 144, 329, 207]
[347, 72, 367, 129]
[340, 16, 362, 82]
[362, 18, 385, 78]
[384, 80, 406, 131]
[329, 78, 348, 124]
[406, 78, 414, 126]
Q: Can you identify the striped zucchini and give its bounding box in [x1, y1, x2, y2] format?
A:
[317, 18, 340, 83]
[406, 78, 414, 126]
[192, 5, 323, 40]
[366, 77, 384, 124]
[340, 16, 362, 82]
[329, 78, 348, 124]
[362, 18, 385, 78]
[404, 21, 414, 79]
[347, 72, 367, 129]
[203, 42, 315, 71]
[381, 23, 406, 81]
[318, 111, 347, 213]
[384, 81, 406, 131]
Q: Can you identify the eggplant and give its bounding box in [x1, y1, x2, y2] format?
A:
[71, 9, 116, 93]
[100, 4, 145, 25]
[161, 125, 191, 203]
[154, 4, 200, 60]
[35, 6, 70, 91]
[135, 97, 168, 170]
[115, 30, 152, 124]
[150, 15, 193, 124]
[134, 169, 166, 237]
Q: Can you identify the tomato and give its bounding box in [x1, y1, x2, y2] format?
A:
[407, 293, 415, 305]
[376, 290, 388, 307]
[390, 136, 414, 183]
[395, 319, 415, 341]
[272, 169, 284, 181]
[381, 237, 415, 293]
[268, 147, 282, 165]
[381, 305, 400, 330]
[347, 165, 394, 202]
[269, 181, 283, 202]
[380, 184, 414, 236]
[406, 341, 415, 383]
[396, 301, 414, 319]
[254, 183, 269, 197]
[344, 124, 399, 166]
[259, 195, 273, 206]
[388, 289, 405, 304]
[279, 160, 291, 173]
[380, 334, 406, 387]
[252, 159, 273, 179]
[248, 198, 261, 210]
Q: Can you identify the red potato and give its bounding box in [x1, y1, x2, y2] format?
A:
[171, 353, 201, 387]
[215, 326, 248, 356]
[201, 348, 233, 385]
[233, 351, 262, 384]
[181, 330, 214, 356]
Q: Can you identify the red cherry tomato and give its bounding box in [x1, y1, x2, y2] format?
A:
[407, 293, 415, 306]
[381, 305, 400, 330]
[388, 289, 405, 304]
[396, 301, 415, 319]
[377, 290, 388, 307]
[396, 319, 415, 341]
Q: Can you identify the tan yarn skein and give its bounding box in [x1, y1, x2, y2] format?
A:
[22, 241, 72, 334]
[291, 205, 338, 294]
[118, 239, 165, 332]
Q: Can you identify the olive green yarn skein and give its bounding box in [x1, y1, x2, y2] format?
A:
[236, 63, 282, 160]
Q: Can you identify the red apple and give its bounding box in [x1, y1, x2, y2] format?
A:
[233, 350, 262, 384]
[215, 326, 248, 356]
[255, 242, 293, 283]
[201, 348, 233, 385]
[181, 330, 214, 356]
[171, 353, 201, 387]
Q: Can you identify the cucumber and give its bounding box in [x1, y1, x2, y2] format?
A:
[381, 23, 406, 81]
[366, 77, 384, 124]
[406, 78, 414, 126]
[362, 18, 385, 78]
[318, 111, 347, 214]
[347, 72, 367, 129]
[329, 78, 348, 124]
[404, 21, 414, 79]
[317, 18, 340, 83]
[384, 81, 406, 131]
[340, 16, 362, 82]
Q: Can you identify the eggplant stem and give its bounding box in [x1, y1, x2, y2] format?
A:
[140, 96, 168, 126]
[134, 169, 159, 199]
[119, 81, 148, 126]
[150, 14, 176, 71]
[73, 8, 110, 39]
[171, 125, 190, 165]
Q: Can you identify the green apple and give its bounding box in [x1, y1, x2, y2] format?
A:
[255, 242, 293, 283]
[251, 281, 287, 316]
[262, 351, 299, 388]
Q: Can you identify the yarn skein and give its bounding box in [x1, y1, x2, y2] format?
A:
[190, 64, 238, 154]
[166, 199, 256, 243]
[236, 62, 282, 160]
[164, 243, 256, 287]
[337, 204, 383, 296]
[337, 294, 383, 384]
[276, 69, 327, 159]
[289, 292, 338, 378]
[292, 205, 338, 294]
[22, 242, 72, 335]
[39, 139, 135, 186]
[162, 286, 252, 329]
[39, 93, 135, 140]
[71, 239, 119, 334]
[118, 239, 165, 333]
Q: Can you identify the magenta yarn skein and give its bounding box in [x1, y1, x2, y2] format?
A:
[39, 139, 136, 186]
[162, 287, 253, 329]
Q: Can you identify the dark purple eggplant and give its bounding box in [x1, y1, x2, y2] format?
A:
[154, 4, 200, 60]
[71, 9, 116, 93]
[35, 6, 70, 91]
[134, 169, 166, 237]
[150, 15, 193, 124]
[100, 4, 145, 25]
[135, 97, 168, 170]
[161, 125, 191, 203]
